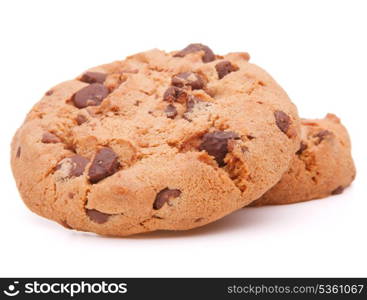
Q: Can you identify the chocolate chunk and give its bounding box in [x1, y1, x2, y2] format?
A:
[80, 72, 107, 84]
[296, 141, 308, 155]
[163, 86, 188, 103]
[45, 90, 54, 96]
[165, 104, 177, 119]
[331, 186, 344, 195]
[172, 72, 205, 90]
[88, 148, 120, 183]
[199, 131, 239, 166]
[153, 188, 181, 210]
[86, 209, 111, 224]
[69, 155, 89, 177]
[215, 61, 238, 79]
[16, 147, 21, 158]
[72, 83, 109, 109]
[56, 155, 89, 179]
[42, 132, 61, 143]
[174, 43, 215, 63]
[314, 130, 332, 144]
[76, 114, 87, 125]
[274, 111, 291, 134]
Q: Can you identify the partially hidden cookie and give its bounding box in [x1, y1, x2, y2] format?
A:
[252, 114, 356, 206]
[11, 44, 300, 236]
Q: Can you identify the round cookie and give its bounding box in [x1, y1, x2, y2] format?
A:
[11, 44, 300, 236]
[252, 114, 356, 206]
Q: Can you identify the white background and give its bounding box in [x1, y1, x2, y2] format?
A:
[1, 0, 366, 277]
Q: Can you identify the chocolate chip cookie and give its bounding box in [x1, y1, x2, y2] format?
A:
[252, 114, 356, 206]
[11, 44, 300, 236]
